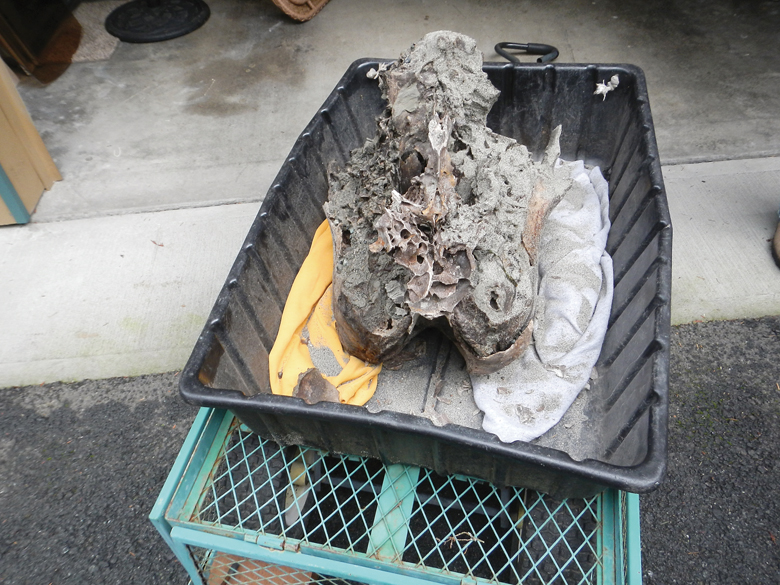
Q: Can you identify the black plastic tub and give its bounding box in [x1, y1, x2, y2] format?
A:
[180, 59, 671, 498]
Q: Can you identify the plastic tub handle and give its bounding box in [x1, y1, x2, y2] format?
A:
[495, 42, 560, 63]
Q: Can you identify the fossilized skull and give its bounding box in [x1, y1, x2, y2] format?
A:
[324, 31, 573, 374]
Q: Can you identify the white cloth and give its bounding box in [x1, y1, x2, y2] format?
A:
[472, 161, 613, 443]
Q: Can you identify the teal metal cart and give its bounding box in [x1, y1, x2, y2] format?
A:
[150, 408, 642, 584]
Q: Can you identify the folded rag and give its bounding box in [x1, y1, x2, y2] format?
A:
[269, 220, 382, 406]
[472, 161, 613, 443]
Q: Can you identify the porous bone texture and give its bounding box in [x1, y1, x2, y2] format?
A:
[325, 31, 573, 374]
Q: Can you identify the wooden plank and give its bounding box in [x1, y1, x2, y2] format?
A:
[0, 105, 44, 217]
[0, 59, 61, 188]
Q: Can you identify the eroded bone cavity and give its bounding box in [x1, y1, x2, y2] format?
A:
[324, 31, 573, 374]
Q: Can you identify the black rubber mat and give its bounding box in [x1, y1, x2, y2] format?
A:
[105, 0, 210, 43]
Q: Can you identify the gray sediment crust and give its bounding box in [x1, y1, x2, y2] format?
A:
[325, 31, 573, 374]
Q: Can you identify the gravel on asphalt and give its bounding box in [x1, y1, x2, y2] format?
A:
[642, 317, 780, 584]
[0, 373, 194, 585]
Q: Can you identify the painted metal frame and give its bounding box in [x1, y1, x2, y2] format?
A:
[150, 408, 643, 584]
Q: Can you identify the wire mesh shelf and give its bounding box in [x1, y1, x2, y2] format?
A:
[150, 408, 642, 585]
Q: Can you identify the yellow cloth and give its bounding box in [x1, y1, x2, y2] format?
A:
[269, 220, 381, 405]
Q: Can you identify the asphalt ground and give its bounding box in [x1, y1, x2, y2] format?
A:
[2, 318, 780, 584]
[0, 374, 194, 585]
[641, 317, 780, 584]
